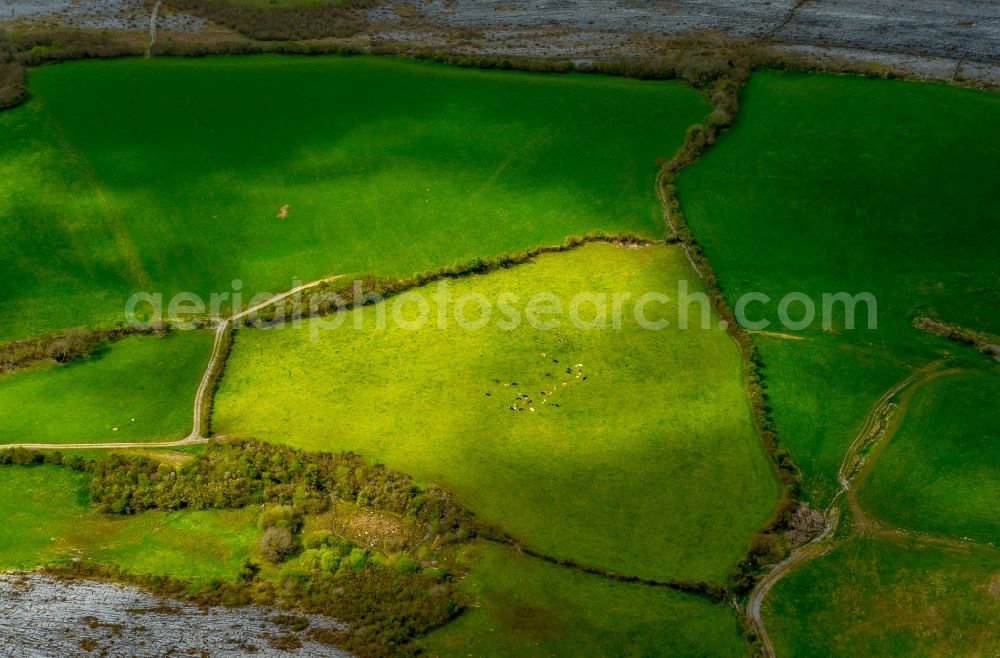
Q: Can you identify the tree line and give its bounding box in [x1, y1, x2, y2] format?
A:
[87, 438, 476, 542]
[0, 324, 166, 375]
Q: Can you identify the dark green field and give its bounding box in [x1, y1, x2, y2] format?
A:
[0, 330, 212, 444]
[677, 70, 1000, 504]
[764, 535, 1000, 657]
[860, 364, 1000, 544]
[421, 542, 747, 657]
[0, 54, 706, 341]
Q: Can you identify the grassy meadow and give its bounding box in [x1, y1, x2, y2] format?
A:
[0, 54, 707, 341]
[421, 542, 747, 657]
[753, 333, 925, 503]
[216, 243, 779, 582]
[676, 70, 1000, 503]
[0, 465, 258, 582]
[764, 535, 1000, 657]
[0, 330, 212, 444]
[859, 364, 1000, 544]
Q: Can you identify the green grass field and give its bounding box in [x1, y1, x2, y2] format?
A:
[0, 54, 707, 341]
[0, 330, 212, 444]
[859, 365, 1000, 544]
[676, 70, 1000, 503]
[0, 465, 258, 582]
[764, 535, 1000, 657]
[215, 243, 779, 582]
[754, 333, 924, 503]
[421, 542, 747, 657]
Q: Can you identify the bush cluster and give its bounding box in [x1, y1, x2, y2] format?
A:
[2, 444, 466, 656]
[49, 557, 463, 658]
[87, 438, 476, 542]
[0, 324, 166, 374]
[0, 447, 86, 470]
[914, 316, 1000, 360]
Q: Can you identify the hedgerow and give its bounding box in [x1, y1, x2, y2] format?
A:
[86, 438, 477, 543]
[0, 323, 167, 374]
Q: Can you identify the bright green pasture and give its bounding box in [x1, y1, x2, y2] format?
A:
[216, 244, 779, 582]
[0, 465, 258, 582]
[676, 70, 1000, 503]
[0, 54, 707, 341]
[860, 365, 1000, 544]
[421, 542, 747, 657]
[764, 535, 1000, 657]
[0, 330, 212, 444]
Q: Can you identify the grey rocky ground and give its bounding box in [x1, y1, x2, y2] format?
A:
[0, 0, 203, 32]
[2, 1, 996, 81]
[0, 573, 350, 658]
[370, 0, 1000, 82]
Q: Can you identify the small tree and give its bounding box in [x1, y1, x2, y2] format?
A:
[259, 526, 295, 564]
[46, 328, 97, 363]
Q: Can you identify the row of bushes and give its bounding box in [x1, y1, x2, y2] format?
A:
[495, 542, 729, 602]
[242, 232, 655, 326]
[10, 30, 142, 67]
[0, 323, 166, 374]
[86, 438, 477, 542]
[914, 316, 1000, 360]
[198, 322, 233, 436]
[0, 447, 86, 469]
[0, 62, 25, 109]
[652, 65, 806, 594]
[3, 22, 990, 117]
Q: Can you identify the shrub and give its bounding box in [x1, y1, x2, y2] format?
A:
[259, 526, 296, 564]
[46, 327, 98, 363]
[393, 555, 419, 574]
[348, 547, 368, 571]
[260, 504, 300, 531]
[302, 531, 333, 550]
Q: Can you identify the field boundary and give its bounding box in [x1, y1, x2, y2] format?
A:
[654, 71, 804, 607]
[476, 534, 728, 602]
[913, 315, 1000, 361]
[0, 235, 659, 451]
[0, 275, 344, 450]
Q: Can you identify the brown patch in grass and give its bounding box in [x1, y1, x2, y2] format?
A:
[340, 507, 408, 548]
[989, 573, 1000, 598]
